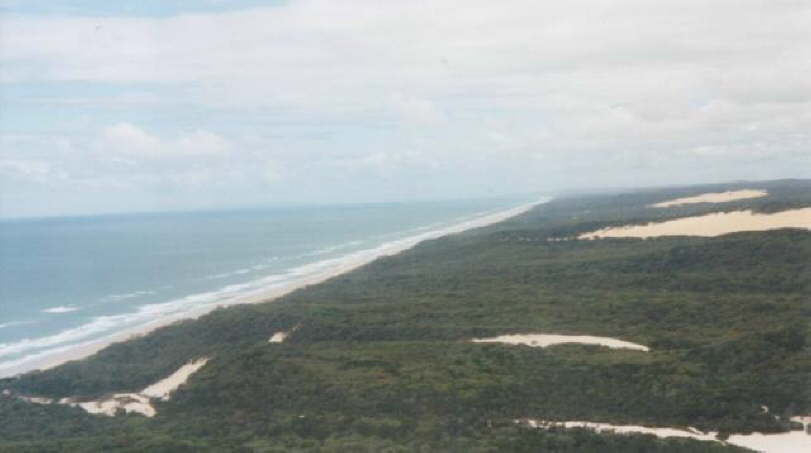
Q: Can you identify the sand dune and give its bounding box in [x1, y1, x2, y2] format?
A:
[268, 324, 300, 343]
[727, 429, 811, 453]
[523, 419, 717, 441]
[141, 358, 209, 400]
[523, 419, 811, 453]
[580, 208, 811, 239]
[17, 358, 209, 417]
[75, 393, 155, 417]
[652, 190, 767, 208]
[472, 334, 649, 351]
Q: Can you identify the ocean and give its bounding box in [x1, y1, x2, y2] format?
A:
[0, 198, 537, 377]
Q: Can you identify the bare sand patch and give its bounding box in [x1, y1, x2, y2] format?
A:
[523, 419, 811, 453]
[17, 358, 209, 417]
[472, 334, 649, 352]
[652, 190, 767, 208]
[727, 430, 811, 453]
[141, 358, 209, 400]
[579, 208, 811, 239]
[19, 396, 54, 404]
[523, 419, 717, 441]
[23, 391, 156, 417]
[74, 393, 155, 417]
[268, 324, 300, 343]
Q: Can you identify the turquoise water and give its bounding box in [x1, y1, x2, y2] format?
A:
[0, 198, 532, 376]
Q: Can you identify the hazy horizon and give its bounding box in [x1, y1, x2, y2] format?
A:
[0, 191, 543, 221]
[2, 0, 810, 218]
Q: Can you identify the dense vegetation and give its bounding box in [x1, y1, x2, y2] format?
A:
[1, 179, 809, 451]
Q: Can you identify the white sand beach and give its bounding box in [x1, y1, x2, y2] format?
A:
[1, 200, 544, 378]
[472, 334, 649, 351]
[651, 190, 767, 208]
[580, 208, 811, 239]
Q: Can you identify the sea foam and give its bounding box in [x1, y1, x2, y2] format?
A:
[41, 306, 80, 314]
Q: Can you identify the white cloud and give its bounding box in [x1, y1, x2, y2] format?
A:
[174, 130, 231, 156]
[102, 123, 231, 157]
[389, 93, 448, 126]
[0, 159, 64, 184]
[1, 1, 810, 216]
[103, 123, 161, 155]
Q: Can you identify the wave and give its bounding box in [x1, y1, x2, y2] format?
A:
[305, 240, 365, 257]
[100, 290, 156, 302]
[41, 306, 80, 314]
[0, 321, 36, 330]
[0, 199, 544, 377]
[205, 257, 282, 280]
[203, 237, 374, 282]
[0, 267, 311, 365]
[0, 338, 102, 375]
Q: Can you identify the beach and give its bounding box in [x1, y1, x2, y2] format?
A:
[0, 200, 544, 378]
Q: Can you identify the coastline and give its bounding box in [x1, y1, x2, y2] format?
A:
[1, 199, 546, 378]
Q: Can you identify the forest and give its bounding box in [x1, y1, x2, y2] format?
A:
[1, 179, 809, 452]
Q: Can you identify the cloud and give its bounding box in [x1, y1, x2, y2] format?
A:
[102, 122, 231, 157]
[103, 123, 161, 154]
[1, 1, 810, 216]
[0, 159, 64, 184]
[389, 94, 447, 126]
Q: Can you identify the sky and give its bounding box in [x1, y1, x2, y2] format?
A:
[1, 0, 809, 218]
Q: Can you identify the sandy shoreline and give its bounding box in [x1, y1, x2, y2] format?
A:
[0, 200, 545, 378]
